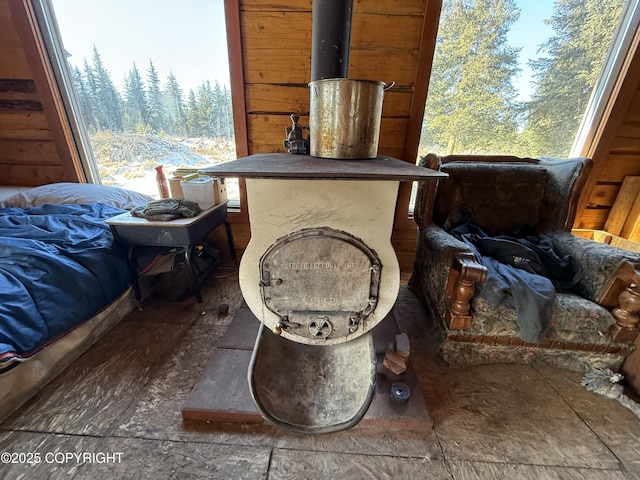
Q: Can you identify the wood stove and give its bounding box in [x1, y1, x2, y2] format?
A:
[200, 154, 443, 433]
[195, 0, 443, 433]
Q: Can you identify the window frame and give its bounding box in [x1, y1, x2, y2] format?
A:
[29, 0, 99, 183]
[571, 0, 640, 158]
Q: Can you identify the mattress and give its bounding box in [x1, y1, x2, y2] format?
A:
[0, 182, 154, 423]
[0, 287, 136, 423]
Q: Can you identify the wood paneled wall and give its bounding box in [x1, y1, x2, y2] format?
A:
[0, 0, 81, 186]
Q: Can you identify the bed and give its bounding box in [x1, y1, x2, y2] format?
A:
[0, 182, 154, 423]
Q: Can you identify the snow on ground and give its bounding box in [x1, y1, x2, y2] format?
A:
[92, 132, 239, 201]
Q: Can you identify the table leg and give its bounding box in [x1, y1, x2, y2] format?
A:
[128, 246, 143, 311]
[224, 220, 237, 265]
[184, 245, 206, 315]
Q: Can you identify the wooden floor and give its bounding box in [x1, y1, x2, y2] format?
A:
[1, 270, 640, 479]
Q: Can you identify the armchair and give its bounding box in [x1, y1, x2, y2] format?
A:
[409, 154, 640, 371]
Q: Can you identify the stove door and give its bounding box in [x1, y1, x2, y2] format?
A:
[259, 227, 381, 342]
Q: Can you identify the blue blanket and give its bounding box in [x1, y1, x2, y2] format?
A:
[0, 203, 131, 371]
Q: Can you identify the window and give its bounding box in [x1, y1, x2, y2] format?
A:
[409, 0, 637, 213]
[34, 0, 239, 202]
[418, 0, 631, 159]
[571, 0, 640, 156]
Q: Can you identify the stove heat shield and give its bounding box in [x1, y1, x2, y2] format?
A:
[259, 227, 381, 341]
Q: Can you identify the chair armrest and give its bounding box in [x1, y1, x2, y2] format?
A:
[550, 231, 640, 343]
[549, 231, 640, 301]
[420, 224, 474, 258]
[446, 251, 488, 330]
[409, 225, 487, 330]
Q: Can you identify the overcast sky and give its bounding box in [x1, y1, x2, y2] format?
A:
[51, 0, 554, 100]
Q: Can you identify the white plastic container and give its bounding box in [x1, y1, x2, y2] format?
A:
[181, 176, 214, 209]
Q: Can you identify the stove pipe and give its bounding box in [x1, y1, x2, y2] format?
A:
[311, 0, 354, 81]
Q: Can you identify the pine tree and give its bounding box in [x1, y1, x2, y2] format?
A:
[163, 71, 187, 136]
[123, 63, 148, 132]
[146, 60, 164, 133]
[91, 45, 123, 131]
[186, 89, 200, 137]
[68, 50, 235, 140]
[197, 81, 215, 137]
[81, 57, 101, 131]
[221, 84, 234, 138]
[70, 65, 97, 131]
[421, 0, 522, 155]
[523, 0, 625, 157]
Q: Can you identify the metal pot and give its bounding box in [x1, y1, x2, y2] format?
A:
[309, 78, 388, 159]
